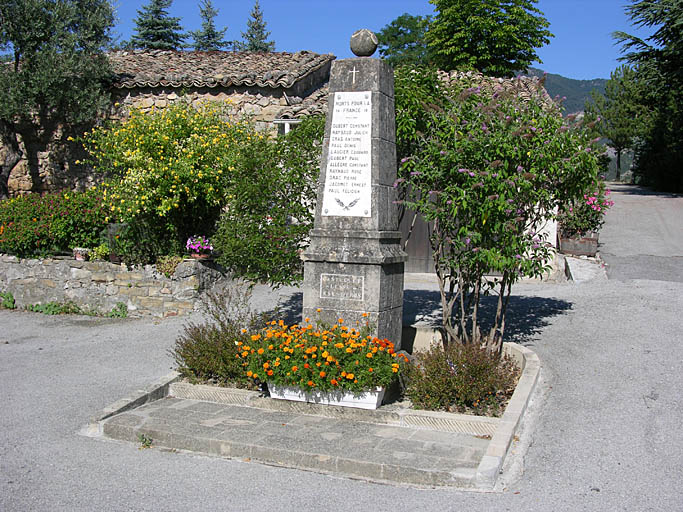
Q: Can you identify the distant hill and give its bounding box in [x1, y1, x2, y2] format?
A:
[520, 67, 607, 114]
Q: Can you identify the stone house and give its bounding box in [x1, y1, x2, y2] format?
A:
[4, 49, 335, 196]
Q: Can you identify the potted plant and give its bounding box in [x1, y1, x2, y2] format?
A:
[239, 317, 405, 410]
[186, 235, 213, 260]
[557, 183, 614, 256]
[72, 247, 91, 261]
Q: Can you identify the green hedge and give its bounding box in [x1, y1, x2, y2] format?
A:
[0, 187, 108, 257]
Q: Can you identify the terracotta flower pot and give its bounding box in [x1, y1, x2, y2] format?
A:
[558, 231, 599, 257]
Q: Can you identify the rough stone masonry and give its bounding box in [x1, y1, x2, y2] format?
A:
[302, 30, 407, 348]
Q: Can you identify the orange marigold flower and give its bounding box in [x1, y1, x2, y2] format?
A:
[304, 363, 310, 369]
[292, 366, 298, 372]
[316, 308, 322, 312]
[366, 353, 373, 358]
[263, 362, 270, 369]
[251, 334, 261, 341]
[341, 371, 347, 377]
[307, 380, 314, 387]
[257, 348, 265, 355]
[246, 371, 253, 377]
[331, 379, 338, 386]
[345, 347, 353, 353]
[392, 368, 398, 373]
[267, 370, 274, 376]
[368, 368, 374, 372]
[362, 312, 368, 317]
[346, 373, 355, 380]
[338, 318, 344, 323]
[319, 371, 326, 378]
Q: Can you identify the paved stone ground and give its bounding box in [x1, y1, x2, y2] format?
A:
[103, 397, 487, 488]
[1, 184, 682, 510]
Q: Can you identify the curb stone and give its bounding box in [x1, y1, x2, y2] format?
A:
[80, 371, 180, 437]
[90, 343, 540, 489]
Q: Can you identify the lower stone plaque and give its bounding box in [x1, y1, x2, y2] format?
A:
[319, 274, 364, 301]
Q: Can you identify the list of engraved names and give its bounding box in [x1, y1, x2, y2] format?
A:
[321, 91, 372, 217]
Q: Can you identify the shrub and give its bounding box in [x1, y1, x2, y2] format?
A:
[107, 302, 128, 318]
[404, 343, 519, 415]
[83, 100, 261, 263]
[242, 317, 406, 393]
[395, 66, 602, 354]
[213, 115, 324, 286]
[557, 180, 614, 237]
[90, 243, 110, 261]
[0, 187, 108, 257]
[0, 291, 16, 310]
[170, 281, 269, 388]
[156, 254, 183, 278]
[25, 301, 83, 315]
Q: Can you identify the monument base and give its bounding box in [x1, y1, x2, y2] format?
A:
[302, 230, 406, 349]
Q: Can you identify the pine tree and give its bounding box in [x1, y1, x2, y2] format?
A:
[240, 0, 275, 52]
[130, 0, 185, 50]
[190, 0, 230, 51]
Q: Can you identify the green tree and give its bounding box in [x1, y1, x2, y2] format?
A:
[614, 0, 683, 192]
[130, 0, 185, 50]
[0, 0, 114, 199]
[586, 65, 650, 180]
[425, 0, 553, 77]
[395, 67, 600, 354]
[377, 13, 431, 67]
[240, 0, 275, 52]
[190, 0, 230, 51]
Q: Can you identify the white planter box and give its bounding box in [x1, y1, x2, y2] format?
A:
[267, 383, 385, 410]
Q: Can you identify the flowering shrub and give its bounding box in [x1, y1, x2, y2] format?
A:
[394, 66, 602, 354]
[83, 100, 261, 262]
[557, 181, 614, 237]
[186, 235, 213, 255]
[240, 317, 405, 393]
[0, 188, 107, 257]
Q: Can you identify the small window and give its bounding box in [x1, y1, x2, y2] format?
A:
[273, 118, 302, 136]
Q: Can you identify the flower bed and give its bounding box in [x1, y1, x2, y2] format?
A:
[239, 317, 405, 396]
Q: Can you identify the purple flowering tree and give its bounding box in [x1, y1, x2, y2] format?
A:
[395, 67, 601, 355]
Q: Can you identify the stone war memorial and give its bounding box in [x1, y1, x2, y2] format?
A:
[302, 29, 407, 348]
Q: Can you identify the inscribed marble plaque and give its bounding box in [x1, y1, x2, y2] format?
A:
[319, 274, 364, 301]
[321, 91, 372, 217]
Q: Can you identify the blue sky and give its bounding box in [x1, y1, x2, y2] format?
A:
[113, 1, 654, 80]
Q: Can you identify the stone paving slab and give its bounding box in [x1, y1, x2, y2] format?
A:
[93, 343, 539, 489]
[103, 397, 486, 488]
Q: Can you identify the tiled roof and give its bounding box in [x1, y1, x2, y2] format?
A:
[277, 85, 329, 119]
[109, 50, 335, 90]
[277, 70, 556, 119]
[438, 70, 556, 111]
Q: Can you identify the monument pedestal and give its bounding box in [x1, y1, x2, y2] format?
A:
[302, 53, 407, 348]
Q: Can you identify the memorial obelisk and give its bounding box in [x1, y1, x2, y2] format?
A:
[302, 29, 407, 348]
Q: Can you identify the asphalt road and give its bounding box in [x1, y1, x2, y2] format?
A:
[1, 184, 682, 511]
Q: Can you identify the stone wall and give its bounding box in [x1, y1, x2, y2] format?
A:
[4, 84, 319, 197]
[0, 255, 227, 317]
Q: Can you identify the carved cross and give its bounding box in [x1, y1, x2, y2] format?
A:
[349, 66, 359, 84]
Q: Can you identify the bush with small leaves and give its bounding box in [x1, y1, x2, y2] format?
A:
[404, 342, 519, 416]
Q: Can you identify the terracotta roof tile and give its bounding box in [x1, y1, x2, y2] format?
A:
[109, 50, 335, 90]
[277, 70, 555, 119]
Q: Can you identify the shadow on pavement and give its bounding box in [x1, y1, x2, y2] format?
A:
[270, 289, 572, 346]
[608, 183, 681, 198]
